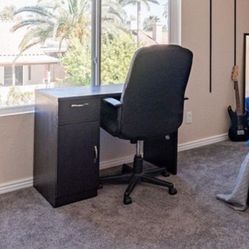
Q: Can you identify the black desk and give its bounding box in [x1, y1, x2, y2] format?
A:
[34, 84, 178, 207]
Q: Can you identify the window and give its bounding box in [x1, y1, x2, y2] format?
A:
[0, 0, 92, 108]
[28, 65, 31, 81]
[4, 67, 12, 86]
[0, 0, 178, 109]
[4, 66, 23, 86]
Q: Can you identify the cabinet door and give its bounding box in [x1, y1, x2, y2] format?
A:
[57, 122, 99, 197]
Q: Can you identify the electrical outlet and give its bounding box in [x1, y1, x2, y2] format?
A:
[186, 111, 192, 124]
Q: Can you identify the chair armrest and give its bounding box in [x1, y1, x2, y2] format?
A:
[103, 98, 122, 108]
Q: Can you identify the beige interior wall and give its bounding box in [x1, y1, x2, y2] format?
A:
[0, 113, 34, 184]
[246, 38, 249, 97]
[1, 0, 249, 185]
[0, 114, 135, 185]
[179, 0, 249, 143]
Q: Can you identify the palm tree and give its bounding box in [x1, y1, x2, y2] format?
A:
[143, 15, 160, 31]
[162, 1, 169, 30]
[0, 5, 16, 21]
[119, 0, 159, 46]
[12, 0, 160, 52]
[12, 0, 93, 52]
[102, 0, 128, 35]
[163, 2, 168, 19]
[12, 0, 127, 52]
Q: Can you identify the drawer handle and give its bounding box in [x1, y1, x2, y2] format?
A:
[94, 145, 98, 163]
[71, 103, 89, 108]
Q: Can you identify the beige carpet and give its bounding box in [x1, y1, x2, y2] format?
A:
[1, 141, 249, 249]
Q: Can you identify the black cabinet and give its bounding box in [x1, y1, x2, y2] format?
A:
[34, 90, 102, 207]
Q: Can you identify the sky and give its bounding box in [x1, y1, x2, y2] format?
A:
[0, 0, 36, 8]
[125, 0, 167, 24]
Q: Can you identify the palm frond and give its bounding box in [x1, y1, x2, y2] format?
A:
[11, 19, 54, 32]
[14, 6, 55, 18]
[18, 26, 54, 52]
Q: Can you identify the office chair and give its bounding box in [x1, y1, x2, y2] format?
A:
[100, 45, 193, 204]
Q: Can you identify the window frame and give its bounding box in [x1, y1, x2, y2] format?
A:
[168, 0, 181, 44]
[92, 0, 102, 86]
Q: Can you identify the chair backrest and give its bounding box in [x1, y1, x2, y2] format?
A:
[119, 45, 193, 140]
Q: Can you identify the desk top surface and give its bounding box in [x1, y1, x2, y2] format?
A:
[36, 84, 124, 100]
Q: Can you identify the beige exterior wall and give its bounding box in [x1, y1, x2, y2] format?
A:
[1, 0, 249, 186]
[0, 64, 63, 86]
[23, 64, 48, 85]
[24, 64, 65, 85]
[53, 64, 66, 81]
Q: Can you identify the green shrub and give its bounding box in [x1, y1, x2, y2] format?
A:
[60, 33, 137, 86]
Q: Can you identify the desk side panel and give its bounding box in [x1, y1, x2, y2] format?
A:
[144, 131, 178, 175]
[34, 92, 58, 205]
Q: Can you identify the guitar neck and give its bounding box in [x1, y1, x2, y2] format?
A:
[234, 81, 243, 115]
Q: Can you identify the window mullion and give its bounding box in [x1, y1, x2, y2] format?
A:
[169, 0, 181, 45]
[92, 0, 101, 86]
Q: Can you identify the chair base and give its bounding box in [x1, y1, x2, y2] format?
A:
[100, 156, 177, 205]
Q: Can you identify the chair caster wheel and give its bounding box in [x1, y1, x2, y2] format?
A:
[98, 183, 103, 189]
[168, 187, 177, 195]
[123, 195, 132, 205]
[162, 170, 170, 177]
[122, 164, 132, 174]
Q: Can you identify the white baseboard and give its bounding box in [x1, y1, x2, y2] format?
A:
[0, 133, 228, 195]
[0, 177, 33, 195]
[178, 133, 228, 152]
[100, 133, 228, 168]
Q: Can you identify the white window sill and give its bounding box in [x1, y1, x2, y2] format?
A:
[0, 105, 34, 117]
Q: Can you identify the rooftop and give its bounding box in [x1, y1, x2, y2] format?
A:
[0, 21, 62, 65]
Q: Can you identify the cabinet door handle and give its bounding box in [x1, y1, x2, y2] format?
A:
[94, 145, 98, 163]
[71, 103, 89, 108]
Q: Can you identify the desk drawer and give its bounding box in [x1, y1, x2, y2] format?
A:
[59, 98, 100, 125]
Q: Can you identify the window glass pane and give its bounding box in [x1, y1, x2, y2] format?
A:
[0, 0, 92, 108]
[4, 67, 13, 86]
[15, 66, 23, 85]
[4, 66, 23, 86]
[101, 0, 169, 85]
